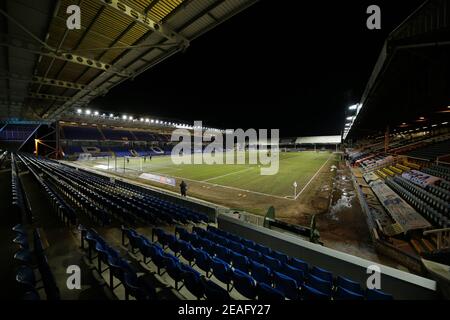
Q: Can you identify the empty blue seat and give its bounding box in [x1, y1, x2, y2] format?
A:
[183, 267, 204, 299]
[336, 276, 363, 295]
[262, 255, 282, 272]
[306, 274, 332, 297]
[211, 257, 232, 291]
[281, 264, 305, 286]
[231, 252, 250, 273]
[271, 250, 289, 264]
[311, 266, 333, 283]
[229, 241, 245, 254]
[232, 269, 256, 299]
[16, 265, 36, 288]
[14, 248, 32, 264]
[257, 282, 285, 301]
[123, 273, 152, 300]
[254, 243, 271, 255]
[335, 286, 364, 300]
[273, 271, 299, 300]
[246, 247, 263, 262]
[302, 284, 330, 300]
[167, 235, 181, 256]
[366, 289, 394, 300]
[165, 257, 186, 291]
[241, 238, 255, 249]
[215, 245, 232, 264]
[290, 258, 309, 273]
[179, 241, 196, 266]
[202, 278, 231, 300]
[194, 249, 212, 277]
[250, 260, 272, 284]
[151, 250, 167, 276]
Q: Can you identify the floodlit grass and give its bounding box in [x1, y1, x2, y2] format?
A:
[84, 151, 332, 198]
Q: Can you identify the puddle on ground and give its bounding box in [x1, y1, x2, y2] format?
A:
[328, 167, 356, 221]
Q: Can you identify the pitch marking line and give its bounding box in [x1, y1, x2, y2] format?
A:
[202, 167, 255, 182]
[294, 155, 333, 200]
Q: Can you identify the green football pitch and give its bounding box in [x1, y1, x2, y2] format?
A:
[81, 151, 333, 200]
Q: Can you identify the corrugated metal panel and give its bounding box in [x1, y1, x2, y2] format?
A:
[2, 0, 259, 119]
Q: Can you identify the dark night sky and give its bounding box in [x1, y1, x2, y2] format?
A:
[91, 0, 425, 137]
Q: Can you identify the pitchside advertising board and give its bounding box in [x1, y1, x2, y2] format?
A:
[139, 173, 176, 187]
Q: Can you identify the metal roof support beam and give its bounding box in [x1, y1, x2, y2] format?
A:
[29, 92, 71, 102]
[0, 34, 131, 77]
[100, 0, 189, 49]
[32, 76, 86, 90]
[0, 72, 87, 90]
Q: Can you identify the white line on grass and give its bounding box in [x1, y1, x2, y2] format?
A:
[202, 167, 255, 182]
[294, 155, 333, 200]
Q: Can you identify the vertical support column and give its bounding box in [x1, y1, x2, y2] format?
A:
[56, 121, 61, 159]
[384, 126, 390, 153]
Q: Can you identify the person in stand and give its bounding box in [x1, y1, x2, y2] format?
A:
[144, 156, 147, 162]
[180, 180, 187, 197]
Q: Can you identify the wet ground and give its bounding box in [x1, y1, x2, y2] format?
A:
[316, 162, 400, 267]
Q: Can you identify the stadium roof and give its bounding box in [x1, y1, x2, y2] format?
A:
[296, 135, 342, 145]
[0, 0, 258, 121]
[345, 0, 450, 140]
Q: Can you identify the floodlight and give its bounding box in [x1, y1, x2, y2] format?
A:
[109, 113, 114, 118]
[129, 116, 133, 120]
[122, 115, 127, 120]
[76, 108, 82, 114]
[140, 118, 144, 122]
[94, 111, 99, 116]
[85, 109, 91, 115]
[348, 104, 358, 111]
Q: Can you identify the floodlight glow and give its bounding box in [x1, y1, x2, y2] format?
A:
[76, 108, 82, 114]
[85, 109, 91, 115]
[140, 118, 144, 122]
[109, 113, 114, 118]
[346, 116, 353, 121]
[155, 120, 159, 124]
[145, 118, 149, 123]
[443, 122, 449, 125]
[151, 119, 154, 123]
[348, 104, 358, 111]
[122, 115, 127, 120]
[94, 111, 99, 116]
[129, 116, 133, 120]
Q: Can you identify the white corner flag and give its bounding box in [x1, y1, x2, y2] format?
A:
[293, 181, 298, 198]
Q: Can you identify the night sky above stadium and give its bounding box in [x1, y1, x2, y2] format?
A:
[91, 0, 424, 137]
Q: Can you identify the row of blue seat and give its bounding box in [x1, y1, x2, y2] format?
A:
[152, 227, 392, 300]
[19, 155, 77, 226]
[11, 154, 32, 223]
[123, 227, 304, 300]
[394, 176, 449, 215]
[80, 226, 156, 300]
[13, 227, 60, 300]
[21, 154, 208, 226]
[387, 178, 449, 228]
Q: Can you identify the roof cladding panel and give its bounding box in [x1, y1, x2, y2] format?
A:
[346, 0, 450, 140]
[1, 0, 259, 120]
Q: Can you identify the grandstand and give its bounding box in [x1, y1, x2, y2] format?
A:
[0, 0, 449, 305]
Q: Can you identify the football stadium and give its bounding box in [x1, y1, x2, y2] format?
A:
[0, 0, 450, 307]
